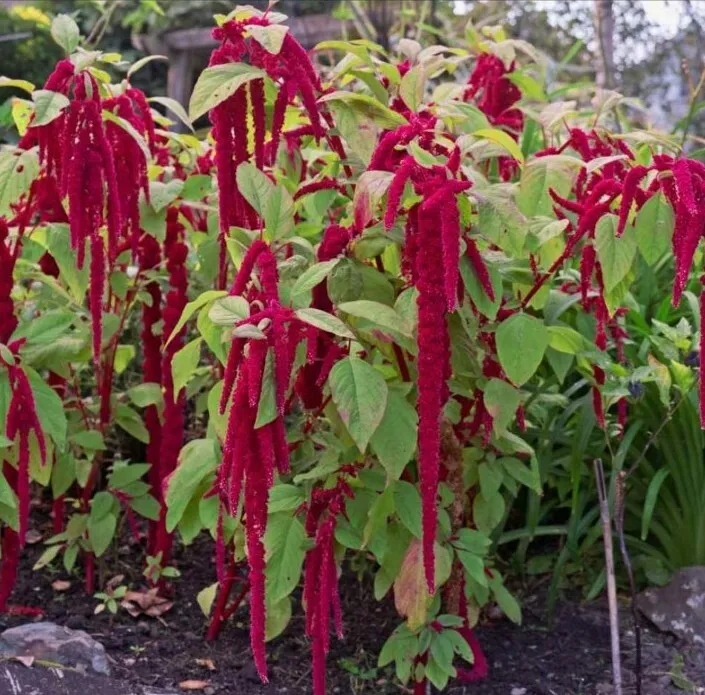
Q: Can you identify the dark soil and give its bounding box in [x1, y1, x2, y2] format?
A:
[1, 520, 703, 695]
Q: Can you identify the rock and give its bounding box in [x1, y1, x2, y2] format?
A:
[636, 566, 705, 645]
[0, 621, 111, 675]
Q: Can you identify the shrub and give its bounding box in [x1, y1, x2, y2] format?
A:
[0, 7, 702, 694]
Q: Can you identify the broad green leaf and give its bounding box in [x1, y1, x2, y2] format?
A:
[88, 513, 116, 557]
[547, 325, 590, 354]
[189, 62, 266, 121]
[149, 179, 184, 213]
[167, 290, 227, 345]
[265, 597, 292, 641]
[236, 162, 294, 240]
[473, 127, 524, 164]
[291, 259, 340, 303]
[399, 64, 426, 111]
[0, 149, 39, 217]
[370, 390, 418, 479]
[32, 90, 70, 127]
[26, 367, 67, 446]
[165, 439, 218, 531]
[634, 192, 674, 265]
[247, 24, 289, 54]
[268, 484, 305, 514]
[90, 491, 115, 523]
[496, 313, 549, 386]
[516, 158, 573, 217]
[483, 379, 520, 433]
[460, 255, 502, 319]
[473, 491, 505, 533]
[44, 224, 89, 302]
[209, 295, 249, 325]
[329, 356, 388, 453]
[255, 350, 277, 429]
[197, 583, 218, 617]
[363, 485, 396, 547]
[353, 170, 394, 230]
[127, 383, 163, 409]
[108, 463, 151, 490]
[337, 300, 413, 339]
[394, 480, 422, 539]
[148, 96, 194, 132]
[295, 307, 355, 339]
[181, 174, 212, 201]
[172, 338, 202, 396]
[265, 513, 307, 603]
[0, 470, 16, 509]
[319, 91, 408, 128]
[500, 456, 541, 494]
[489, 574, 522, 624]
[51, 14, 80, 54]
[70, 430, 105, 451]
[595, 215, 637, 292]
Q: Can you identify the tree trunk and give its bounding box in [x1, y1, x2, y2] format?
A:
[594, 0, 615, 89]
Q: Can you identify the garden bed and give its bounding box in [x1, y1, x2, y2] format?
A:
[2, 530, 702, 695]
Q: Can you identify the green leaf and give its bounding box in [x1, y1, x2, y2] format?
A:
[165, 439, 218, 532]
[51, 14, 80, 54]
[0, 77, 35, 94]
[44, 224, 89, 302]
[460, 255, 502, 319]
[188, 63, 266, 121]
[489, 574, 522, 624]
[337, 300, 413, 339]
[51, 453, 75, 498]
[181, 174, 213, 201]
[255, 350, 277, 429]
[268, 484, 305, 514]
[473, 128, 524, 164]
[319, 91, 408, 128]
[88, 513, 117, 557]
[482, 379, 521, 434]
[370, 390, 418, 479]
[148, 96, 194, 132]
[209, 296, 249, 326]
[473, 491, 505, 534]
[90, 491, 115, 523]
[394, 480, 422, 539]
[247, 24, 289, 55]
[171, 338, 203, 396]
[291, 259, 340, 303]
[130, 494, 160, 521]
[197, 582, 218, 617]
[32, 90, 70, 127]
[547, 325, 590, 354]
[265, 596, 292, 641]
[167, 290, 227, 345]
[0, 470, 16, 509]
[33, 544, 61, 570]
[103, 110, 151, 163]
[149, 179, 184, 213]
[329, 357, 388, 453]
[634, 192, 674, 265]
[265, 513, 307, 603]
[399, 64, 426, 111]
[108, 463, 151, 490]
[363, 485, 395, 547]
[595, 215, 637, 292]
[500, 456, 541, 494]
[517, 158, 572, 217]
[496, 313, 549, 386]
[127, 54, 168, 79]
[236, 163, 294, 240]
[127, 382, 164, 409]
[641, 468, 670, 541]
[70, 430, 105, 451]
[0, 149, 39, 217]
[295, 307, 355, 339]
[26, 367, 67, 446]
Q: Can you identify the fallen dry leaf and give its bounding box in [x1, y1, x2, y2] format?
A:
[179, 680, 209, 691]
[106, 574, 125, 591]
[195, 658, 216, 671]
[25, 530, 42, 545]
[51, 580, 71, 592]
[13, 656, 35, 667]
[121, 588, 174, 618]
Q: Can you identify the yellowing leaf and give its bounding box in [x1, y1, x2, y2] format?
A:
[473, 127, 524, 164]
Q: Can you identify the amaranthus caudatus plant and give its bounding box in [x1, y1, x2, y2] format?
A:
[0, 7, 704, 694]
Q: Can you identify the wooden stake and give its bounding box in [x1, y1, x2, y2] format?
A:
[594, 458, 622, 695]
